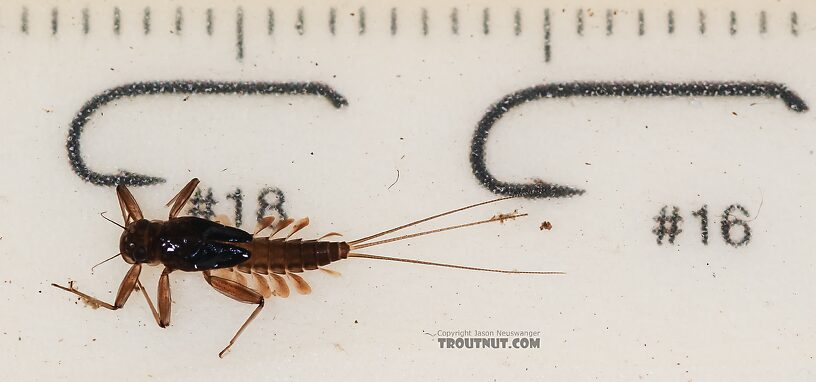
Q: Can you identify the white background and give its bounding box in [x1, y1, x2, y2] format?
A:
[0, 0, 814, 380]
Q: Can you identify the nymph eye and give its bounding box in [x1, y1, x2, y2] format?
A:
[134, 247, 148, 262]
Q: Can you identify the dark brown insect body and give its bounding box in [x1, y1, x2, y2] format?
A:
[237, 239, 350, 275]
[223, 238, 350, 298]
[53, 178, 562, 358]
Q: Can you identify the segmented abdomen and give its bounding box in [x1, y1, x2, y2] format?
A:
[235, 238, 349, 275]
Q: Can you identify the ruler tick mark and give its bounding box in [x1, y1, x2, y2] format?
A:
[451, 8, 459, 35]
[421, 8, 428, 36]
[391, 7, 397, 36]
[143, 7, 151, 35]
[329, 8, 336, 35]
[667, 10, 674, 34]
[296, 8, 305, 35]
[21, 7, 28, 35]
[638, 9, 644, 36]
[791, 12, 798, 36]
[113, 7, 121, 36]
[51, 8, 58, 36]
[82, 8, 90, 35]
[206, 8, 214, 36]
[543, 8, 551, 63]
[606, 9, 613, 36]
[698, 9, 706, 35]
[576, 9, 583, 36]
[237, 7, 244, 61]
[514, 9, 521, 36]
[483, 8, 490, 35]
[359, 7, 366, 35]
[730, 11, 737, 35]
[175, 7, 183, 35]
[759, 11, 767, 34]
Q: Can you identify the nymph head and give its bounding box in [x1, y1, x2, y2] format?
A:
[120, 219, 159, 264]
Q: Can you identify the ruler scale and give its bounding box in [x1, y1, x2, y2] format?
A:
[3, 6, 807, 62]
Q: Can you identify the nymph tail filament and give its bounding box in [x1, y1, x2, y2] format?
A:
[347, 197, 564, 275]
